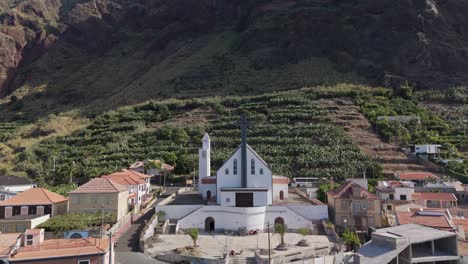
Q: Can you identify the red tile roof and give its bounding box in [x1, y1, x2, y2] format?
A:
[453, 218, 468, 231]
[69, 178, 127, 194]
[110, 169, 151, 179]
[273, 176, 289, 184]
[397, 172, 438, 181]
[11, 237, 109, 261]
[0, 233, 21, 256]
[396, 211, 454, 231]
[103, 173, 145, 186]
[412, 192, 457, 202]
[201, 177, 217, 184]
[327, 181, 379, 200]
[0, 188, 68, 206]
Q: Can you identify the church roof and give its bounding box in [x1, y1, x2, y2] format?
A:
[247, 144, 269, 168]
[327, 181, 379, 200]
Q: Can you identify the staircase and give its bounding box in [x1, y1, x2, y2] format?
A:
[167, 219, 178, 234]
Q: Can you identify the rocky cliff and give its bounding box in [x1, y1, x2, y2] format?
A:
[1, 0, 467, 118]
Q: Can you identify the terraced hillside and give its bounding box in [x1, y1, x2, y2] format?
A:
[319, 98, 441, 177]
[9, 88, 376, 186]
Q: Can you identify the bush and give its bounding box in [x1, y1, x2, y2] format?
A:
[446, 86, 468, 104]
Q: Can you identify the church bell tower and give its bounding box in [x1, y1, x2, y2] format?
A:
[198, 133, 211, 191]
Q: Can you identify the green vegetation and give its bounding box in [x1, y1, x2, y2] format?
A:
[185, 228, 199, 247]
[10, 86, 381, 185]
[38, 212, 115, 233]
[342, 229, 361, 251]
[357, 90, 466, 153]
[297, 227, 310, 237]
[274, 223, 288, 247]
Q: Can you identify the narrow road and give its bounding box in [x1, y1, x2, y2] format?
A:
[114, 187, 180, 264]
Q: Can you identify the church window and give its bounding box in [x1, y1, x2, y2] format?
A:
[251, 159, 255, 175]
[225, 168, 229, 175]
[233, 159, 238, 175]
[259, 168, 264, 175]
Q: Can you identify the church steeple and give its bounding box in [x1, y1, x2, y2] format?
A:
[239, 114, 250, 188]
[198, 133, 211, 191]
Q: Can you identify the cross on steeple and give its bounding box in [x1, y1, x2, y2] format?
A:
[238, 114, 250, 188]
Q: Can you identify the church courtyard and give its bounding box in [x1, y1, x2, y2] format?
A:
[147, 232, 333, 260]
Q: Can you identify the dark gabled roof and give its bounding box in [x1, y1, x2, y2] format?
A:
[0, 176, 34, 186]
[327, 181, 379, 200]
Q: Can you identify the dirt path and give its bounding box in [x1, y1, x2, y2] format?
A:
[318, 98, 441, 177]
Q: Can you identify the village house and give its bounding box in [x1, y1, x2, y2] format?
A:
[0, 228, 113, 264]
[412, 192, 458, 208]
[377, 180, 415, 201]
[395, 208, 455, 232]
[69, 178, 129, 222]
[0, 176, 36, 196]
[128, 159, 174, 184]
[351, 224, 459, 264]
[327, 179, 383, 232]
[410, 144, 442, 155]
[0, 188, 68, 233]
[396, 172, 438, 187]
[103, 169, 153, 206]
[102, 172, 147, 211]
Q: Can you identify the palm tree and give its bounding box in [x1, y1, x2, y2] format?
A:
[186, 228, 199, 248]
[274, 224, 287, 250]
[297, 227, 309, 247]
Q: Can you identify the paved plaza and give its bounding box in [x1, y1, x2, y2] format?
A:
[147, 232, 332, 260]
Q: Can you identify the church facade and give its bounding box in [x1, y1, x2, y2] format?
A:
[156, 115, 328, 233]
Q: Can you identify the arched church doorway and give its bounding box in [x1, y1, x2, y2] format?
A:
[279, 191, 284, 200]
[274, 217, 284, 226]
[207, 191, 212, 201]
[205, 217, 215, 232]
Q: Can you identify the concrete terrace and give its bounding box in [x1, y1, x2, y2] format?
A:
[165, 191, 205, 205]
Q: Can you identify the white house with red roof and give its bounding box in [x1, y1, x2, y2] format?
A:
[156, 115, 328, 232]
[103, 169, 153, 206]
[396, 172, 438, 186]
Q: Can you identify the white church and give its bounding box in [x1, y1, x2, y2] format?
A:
[156, 115, 328, 232]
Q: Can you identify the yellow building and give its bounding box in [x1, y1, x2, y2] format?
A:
[327, 179, 383, 232]
[69, 178, 129, 222]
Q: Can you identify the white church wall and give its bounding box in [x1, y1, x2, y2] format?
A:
[176, 205, 324, 231]
[200, 183, 216, 201]
[155, 205, 204, 221]
[272, 184, 288, 202]
[266, 206, 314, 229]
[217, 148, 242, 204]
[216, 146, 274, 205]
[287, 205, 329, 222]
[220, 192, 236, 207]
[253, 191, 269, 207]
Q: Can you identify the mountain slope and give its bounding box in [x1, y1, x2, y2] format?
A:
[1, 0, 468, 119]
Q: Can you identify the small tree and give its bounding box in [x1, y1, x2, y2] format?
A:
[274, 224, 287, 249]
[186, 228, 199, 248]
[342, 229, 360, 251]
[298, 227, 309, 237]
[157, 210, 166, 221]
[297, 227, 309, 247]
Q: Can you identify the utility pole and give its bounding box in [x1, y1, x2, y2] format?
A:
[101, 207, 105, 238]
[267, 222, 271, 263]
[108, 231, 113, 264]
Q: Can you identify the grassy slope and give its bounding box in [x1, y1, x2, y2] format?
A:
[8, 85, 381, 185]
[2, 31, 366, 120]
